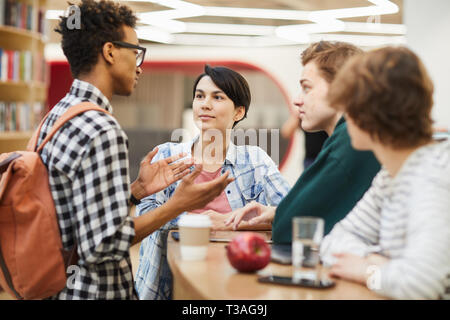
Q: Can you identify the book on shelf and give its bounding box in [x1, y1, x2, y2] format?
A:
[0, 102, 5, 132]
[0, 101, 43, 132]
[1, 0, 44, 34]
[37, 5, 45, 35]
[0, 47, 45, 82]
[0, 0, 4, 27]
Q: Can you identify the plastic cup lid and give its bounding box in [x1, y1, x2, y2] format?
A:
[178, 214, 212, 228]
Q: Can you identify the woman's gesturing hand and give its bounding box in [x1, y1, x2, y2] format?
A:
[224, 202, 276, 230]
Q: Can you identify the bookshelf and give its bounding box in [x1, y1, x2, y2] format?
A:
[0, 0, 47, 153]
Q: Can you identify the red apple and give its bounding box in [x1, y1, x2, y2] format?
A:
[226, 232, 271, 272]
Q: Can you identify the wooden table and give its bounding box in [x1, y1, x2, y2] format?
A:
[167, 231, 386, 300]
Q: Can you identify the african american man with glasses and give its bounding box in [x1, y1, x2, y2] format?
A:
[39, 0, 232, 299]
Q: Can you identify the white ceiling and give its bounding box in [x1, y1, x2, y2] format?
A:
[46, 0, 405, 47]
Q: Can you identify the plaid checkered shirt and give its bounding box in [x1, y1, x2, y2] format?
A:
[38, 79, 137, 299]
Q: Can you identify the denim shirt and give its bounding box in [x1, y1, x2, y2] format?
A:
[134, 136, 290, 300]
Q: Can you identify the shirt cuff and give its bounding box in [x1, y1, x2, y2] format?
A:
[130, 194, 141, 206]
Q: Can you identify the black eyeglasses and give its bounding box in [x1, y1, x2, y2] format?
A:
[111, 41, 146, 67]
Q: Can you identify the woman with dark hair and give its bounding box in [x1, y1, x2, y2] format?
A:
[134, 65, 290, 300]
[321, 46, 450, 300]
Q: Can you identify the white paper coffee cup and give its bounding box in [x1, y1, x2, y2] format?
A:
[178, 215, 212, 261]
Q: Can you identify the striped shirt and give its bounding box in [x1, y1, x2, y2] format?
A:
[321, 140, 450, 300]
[38, 79, 136, 299]
[135, 137, 291, 299]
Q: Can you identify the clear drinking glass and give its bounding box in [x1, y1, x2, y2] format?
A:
[292, 217, 324, 282]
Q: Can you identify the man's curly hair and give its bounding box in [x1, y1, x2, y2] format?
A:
[55, 0, 137, 78]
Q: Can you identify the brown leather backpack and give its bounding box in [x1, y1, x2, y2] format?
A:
[0, 102, 109, 299]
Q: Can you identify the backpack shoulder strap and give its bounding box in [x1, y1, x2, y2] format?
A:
[27, 113, 51, 152]
[28, 102, 110, 153]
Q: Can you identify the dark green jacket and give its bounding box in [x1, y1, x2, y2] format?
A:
[272, 117, 380, 244]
